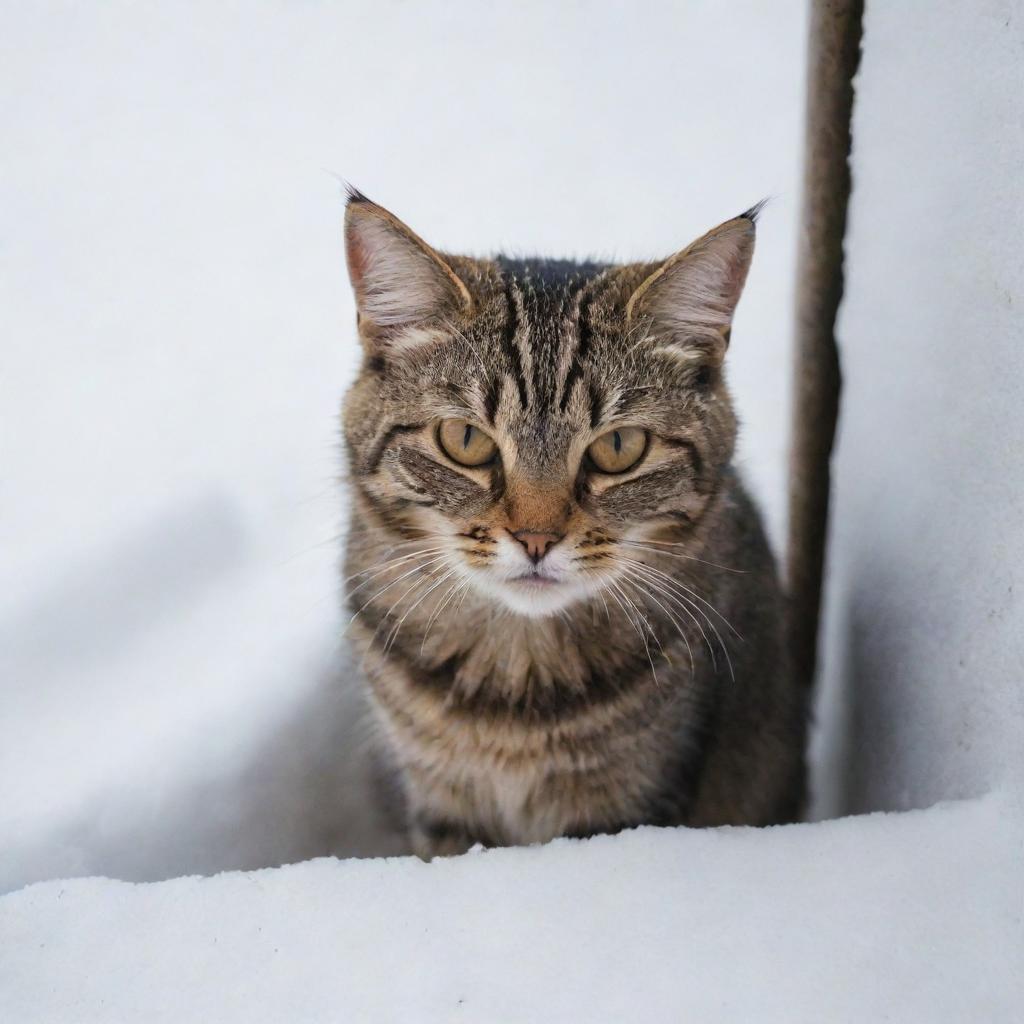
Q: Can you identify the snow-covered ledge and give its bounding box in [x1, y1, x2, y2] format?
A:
[3, 794, 1020, 1023]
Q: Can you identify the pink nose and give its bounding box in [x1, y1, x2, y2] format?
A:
[512, 530, 563, 564]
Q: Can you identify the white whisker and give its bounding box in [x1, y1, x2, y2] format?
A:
[607, 578, 663, 688]
[619, 554, 744, 640]
[346, 553, 451, 628]
[619, 571, 695, 675]
[344, 546, 450, 589]
[420, 577, 467, 654]
[385, 566, 460, 655]
[620, 539, 745, 575]
[619, 558, 735, 681]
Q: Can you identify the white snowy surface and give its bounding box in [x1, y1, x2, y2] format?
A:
[1, 1, 807, 892]
[812, 1, 1024, 817]
[3, 794, 1021, 1023]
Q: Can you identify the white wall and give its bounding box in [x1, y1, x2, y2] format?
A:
[813, 1, 1024, 816]
[0, 1, 808, 891]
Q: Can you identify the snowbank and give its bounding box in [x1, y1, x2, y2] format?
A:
[3, 794, 1020, 1023]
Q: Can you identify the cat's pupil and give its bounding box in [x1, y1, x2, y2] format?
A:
[613, 431, 622, 453]
[463, 425, 473, 449]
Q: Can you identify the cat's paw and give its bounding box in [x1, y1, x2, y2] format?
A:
[410, 818, 478, 861]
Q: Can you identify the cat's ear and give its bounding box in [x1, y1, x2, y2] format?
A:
[625, 206, 760, 365]
[344, 188, 472, 346]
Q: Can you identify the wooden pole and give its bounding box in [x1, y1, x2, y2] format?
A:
[787, 0, 864, 692]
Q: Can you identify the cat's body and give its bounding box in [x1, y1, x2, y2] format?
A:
[340, 191, 807, 858]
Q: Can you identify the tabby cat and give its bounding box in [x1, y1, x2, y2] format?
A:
[340, 189, 806, 858]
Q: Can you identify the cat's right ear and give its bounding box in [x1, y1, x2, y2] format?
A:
[344, 189, 472, 348]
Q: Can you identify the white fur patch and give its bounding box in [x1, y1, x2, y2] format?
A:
[466, 533, 608, 617]
[387, 326, 448, 353]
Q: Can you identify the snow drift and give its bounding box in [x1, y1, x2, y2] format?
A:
[3, 794, 1021, 1023]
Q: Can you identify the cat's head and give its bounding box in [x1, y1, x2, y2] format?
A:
[342, 189, 756, 617]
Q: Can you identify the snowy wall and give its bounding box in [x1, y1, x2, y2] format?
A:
[0, 2, 808, 892]
[813, 2, 1024, 816]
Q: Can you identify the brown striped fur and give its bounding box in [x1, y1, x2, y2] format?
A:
[340, 190, 806, 857]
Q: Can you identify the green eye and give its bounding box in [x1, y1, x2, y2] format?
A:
[437, 419, 498, 467]
[587, 427, 647, 473]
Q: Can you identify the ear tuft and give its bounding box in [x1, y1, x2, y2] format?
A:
[739, 197, 769, 224]
[344, 183, 371, 206]
[344, 193, 472, 340]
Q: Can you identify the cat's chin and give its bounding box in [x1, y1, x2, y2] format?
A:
[473, 574, 592, 618]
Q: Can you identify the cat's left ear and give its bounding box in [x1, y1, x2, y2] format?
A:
[625, 206, 760, 365]
[344, 188, 472, 348]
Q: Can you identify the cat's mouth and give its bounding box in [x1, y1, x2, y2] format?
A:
[472, 564, 597, 617]
[508, 571, 563, 588]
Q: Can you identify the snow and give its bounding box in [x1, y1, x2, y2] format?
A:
[3, 794, 1021, 1023]
[3, 1, 1023, 1018]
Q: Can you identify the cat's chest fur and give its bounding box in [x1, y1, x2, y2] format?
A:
[353, 611, 708, 853]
